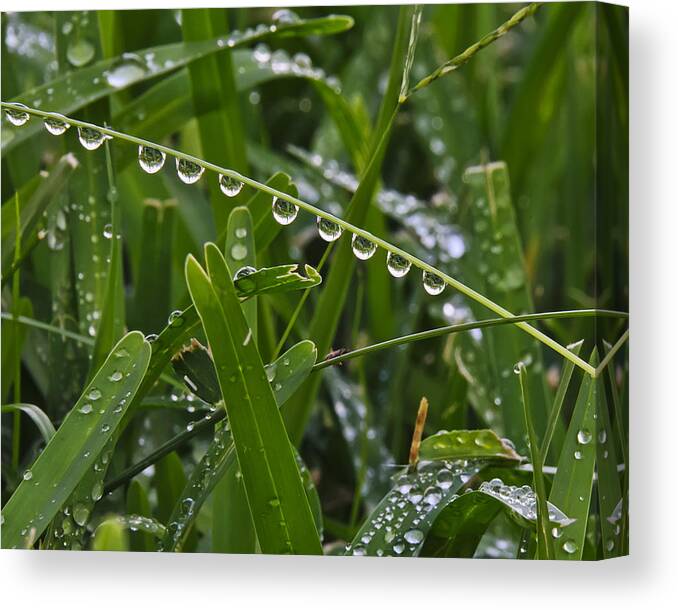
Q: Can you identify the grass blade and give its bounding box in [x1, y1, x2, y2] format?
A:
[185, 244, 321, 554]
[548, 350, 599, 560]
[1, 403, 56, 444]
[0, 331, 151, 549]
[418, 429, 522, 462]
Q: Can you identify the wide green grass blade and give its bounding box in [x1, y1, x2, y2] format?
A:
[1, 403, 56, 444]
[457, 161, 548, 445]
[345, 459, 484, 557]
[3, 14, 354, 155]
[224, 206, 256, 336]
[422, 478, 573, 558]
[418, 429, 522, 462]
[185, 245, 321, 554]
[548, 350, 598, 560]
[1, 154, 78, 280]
[0, 331, 151, 549]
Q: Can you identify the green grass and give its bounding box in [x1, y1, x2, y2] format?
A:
[1, 4, 628, 559]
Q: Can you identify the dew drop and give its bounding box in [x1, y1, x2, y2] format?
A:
[72, 503, 90, 526]
[44, 115, 70, 135]
[386, 252, 411, 278]
[351, 234, 377, 260]
[219, 174, 244, 197]
[176, 158, 204, 184]
[88, 388, 102, 401]
[551, 527, 563, 539]
[103, 224, 113, 239]
[78, 403, 93, 414]
[101, 423, 111, 433]
[317, 217, 343, 242]
[105, 53, 147, 88]
[66, 38, 95, 67]
[577, 428, 592, 445]
[422, 271, 445, 295]
[230, 243, 248, 261]
[574, 450, 583, 460]
[606, 538, 615, 552]
[562, 539, 578, 554]
[5, 103, 30, 126]
[272, 9, 300, 25]
[235, 227, 247, 239]
[404, 529, 424, 545]
[145, 333, 159, 343]
[234, 265, 257, 281]
[22, 469, 33, 481]
[271, 197, 298, 225]
[138, 145, 166, 174]
[91, 482, 103, 501]
[78, 127, 108, 151]
[598, 429, 607, 444]
[168, 310, 184, 327]
[108, 371, 123, 382]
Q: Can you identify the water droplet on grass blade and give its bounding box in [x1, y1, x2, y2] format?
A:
[168, 310, 184, 327]
[386, 252, 411, 277]
[272, 197, 298, 225]
[176, 158, 204, 184]
[72, 504, 90, 526]
[404, 529, 424, 544]
[234, 266, 256, 281]
[66, 38, 95, 67]
[108, 371, 123, 382]
[103, 224, 113, 239]
[219, 175, 244, 197]
[351, 234, 377, 260]
[78, 127, 108, 150]
[230, 243, 248, 261]
[272, 9, 300, 24]
[5, 103, 30, 126]
[44, 115, 70, 135]
[422, 271, 445, 295]
[105, 53, 147, 88]
[78, 403, 93, 414]
[562, 539, 578, 554]
[317, 217, 343, 242]
[88, 388, 102, 401]
[577, 428, 592, 445]
[23, 470, 33, 481]
[138, 145, 166, 173]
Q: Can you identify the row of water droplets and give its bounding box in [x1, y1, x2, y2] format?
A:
[6, 103, 448, 297]
[346, 459, 478, 557]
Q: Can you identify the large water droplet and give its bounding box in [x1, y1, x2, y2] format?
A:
[88, 388, 102, 401]
[317, 217, 343, 242]
[78, 127, 108, 151]
[272, 197, 298, 225]
[22, 469, 33, 481]
[168, 310, 185, 327]
[44, 115, 70, 135]
[105, 53, 147, 88]
[66, 38, 95, 67]
[351, 234, 377, 260]
[404, 529, 424, 545]
[91, 482, 103, 501]
[562, 539, 578, 554]
[78, 403, 93, 414]
[108, 371, 123, 382]
[230, 243, 248, 261]
[422, 271, 445, 295]
[138, 145, 166, 174]
[386, 252, 411, 277]
[5, 103, 30, 126]
[272, 9, 300, 25]
[219, 175, 244, 197]
[234, 266, 256, 281]
[72, 503, 90, 526]
[176, 158, 204, 184]
[577, 428, 592, 445]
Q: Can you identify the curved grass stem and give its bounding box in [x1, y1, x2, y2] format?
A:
[1, 102, 626, 376]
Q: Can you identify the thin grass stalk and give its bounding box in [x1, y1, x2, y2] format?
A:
[1, 102, 612, 377]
